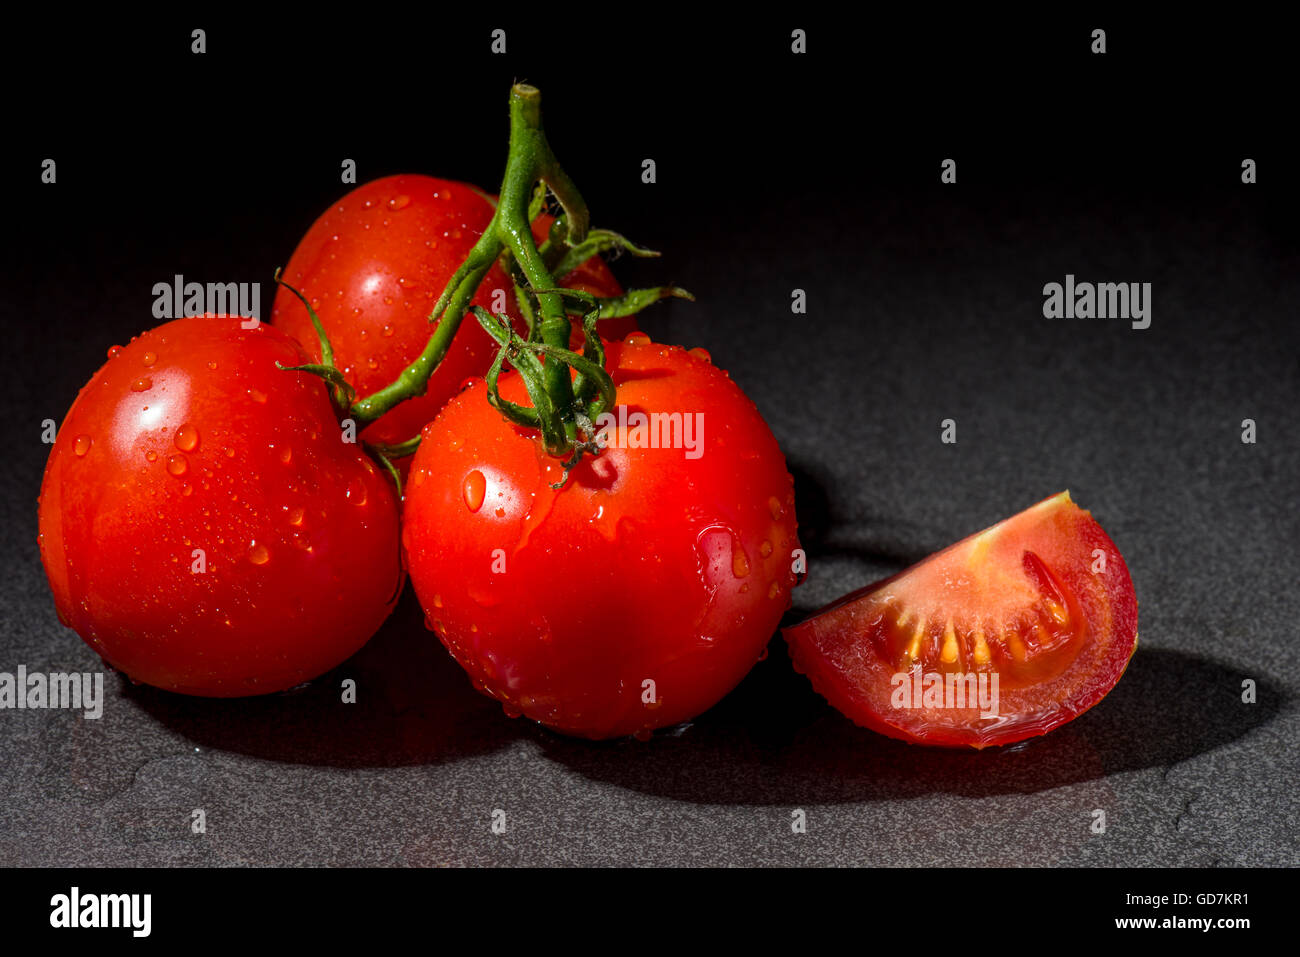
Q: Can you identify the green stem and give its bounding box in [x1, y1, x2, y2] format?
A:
[349, 83, 583, 444]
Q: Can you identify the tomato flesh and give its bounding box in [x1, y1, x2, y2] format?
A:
[783, 492, 1138, 748]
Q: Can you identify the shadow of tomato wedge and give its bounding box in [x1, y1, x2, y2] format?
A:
[783, 491, 1138, 749]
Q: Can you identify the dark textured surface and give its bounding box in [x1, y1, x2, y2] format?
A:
[1, 15, 1296, 866]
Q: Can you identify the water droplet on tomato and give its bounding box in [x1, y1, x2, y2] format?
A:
[106, 345, 123, 359]
[174, 424, 199, 451]
[248, 541, 270, 564]
[278, 446, 292, 465]
[346, 478, 368, 505]
[625, 331, 651, 345]
[767, 581, 781, 599]
[462, 470, 486, 512]
[287, 506, 304, 526]
[166, 453, 188, 476]
[141, 351, 157, 366]
[767, 496, 784, 520]
[759, 540, 773, 558]
[145, 450, 158, 462]
[130, 377, 152, 392]
[502, 703, 522, 719]
[73, 435, 91, 457]
[732, 539, 751, 578]
[181, 483, 193, 497]
[432, 594, 444, 608]
[248, 388, 267, 404]
[381, 323, 394, 337]
[367, 357, 378, 370]
[207, 360, 217, 370]
[688, 346, 712, 364]
[388, 194, 411, 210]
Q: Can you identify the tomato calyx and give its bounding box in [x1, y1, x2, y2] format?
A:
[341, 83, 692, 478]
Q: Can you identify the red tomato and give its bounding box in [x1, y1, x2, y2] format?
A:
[783, 492, 1138, 748]
[401, 334, 801, 739]
[37, 316, 402, 696]
[271, 175, 630, 448]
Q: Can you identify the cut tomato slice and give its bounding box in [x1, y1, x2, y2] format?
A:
[783, 492, 1138, 748]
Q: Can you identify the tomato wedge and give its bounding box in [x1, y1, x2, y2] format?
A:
[783, 492, 1138, 748]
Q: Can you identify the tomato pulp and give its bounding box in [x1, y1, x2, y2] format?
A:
[784, 492, 1138, 748]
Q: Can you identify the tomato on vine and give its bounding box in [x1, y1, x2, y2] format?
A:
[389, 84, 799, 738]
[271, 176, 633, 452]
[38, 316, 402, 696]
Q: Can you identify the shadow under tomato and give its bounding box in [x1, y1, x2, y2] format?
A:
[527, 641, 1283, 805]
[122, 587, 524, 768]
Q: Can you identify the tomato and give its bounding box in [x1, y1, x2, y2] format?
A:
[37, 316, 402, 696]
[783, 492, 1138, 748]
[271, 175, 631, 449]
[401, 334, 801, 739]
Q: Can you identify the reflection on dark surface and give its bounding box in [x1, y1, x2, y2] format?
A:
[534, 643, 1281, 804]
[124, 577, 1279, 804]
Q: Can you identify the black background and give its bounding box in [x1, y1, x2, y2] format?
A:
[1, 11, 1296, 867]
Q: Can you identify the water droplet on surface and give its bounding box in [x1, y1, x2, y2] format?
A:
[287, 506, 304, 526]
[381, 323, 394, 337]
[174, 424, 199, 451]
[248, 388, 267, 404]
[141, 351, 157, 366]
[767, 581, 781, 599]
[346, 478, 368, 505]
[278, 446, 292, 464]
[767, 496, 784, 520]
[73, 435, 91, 457]
[462, 470, 486, 512]
[502, 703, 522, 719]
[388, 194, 411, 210]
[688, 346, 712, 364]
[247, 541, 270, 565]
[106, 345, 123, 359]
[166, 453, 188, 476]
[145, 450, 158, 462]
[625, 331, 651, 346]
[207, 360, 218, 370]
[759, 540, 773, 558]
[130, 377, 152, 392]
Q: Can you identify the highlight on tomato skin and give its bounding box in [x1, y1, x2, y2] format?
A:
[782, 491, 1139, 749]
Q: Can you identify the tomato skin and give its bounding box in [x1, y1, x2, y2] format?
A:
[271, 175, 630, 449]
[37, 316, 402, 696]
[784, 492, 1138, 749]
[401, 335, 800, 739]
